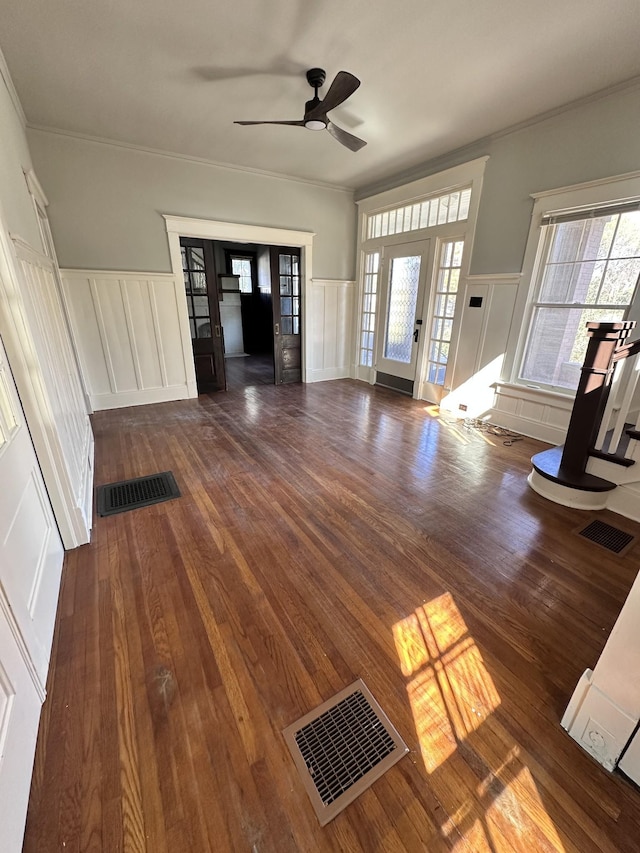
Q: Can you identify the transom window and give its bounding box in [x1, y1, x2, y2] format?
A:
[366, 187, 471, 240]
[520, 204, 640, 391]
[427, 240, 464, 386]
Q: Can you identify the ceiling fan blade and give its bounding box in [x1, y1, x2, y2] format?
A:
[326, 121, 367, 152]
[306, 71, 360, 120]
[234, 120, 305, 126]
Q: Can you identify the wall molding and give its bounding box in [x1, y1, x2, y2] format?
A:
[91, 385, 192, 411]
[27, 125, 354, 193]
[465, 273, 522, 285]
[0, 44, 27, 128]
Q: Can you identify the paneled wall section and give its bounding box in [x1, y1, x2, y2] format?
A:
[61, 270, 196, 410]
[306, 279, 355, 383]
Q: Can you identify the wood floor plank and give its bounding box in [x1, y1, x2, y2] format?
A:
[22, 380, 640, 851]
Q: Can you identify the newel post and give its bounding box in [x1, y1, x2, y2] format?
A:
[560, 321, 636, 474]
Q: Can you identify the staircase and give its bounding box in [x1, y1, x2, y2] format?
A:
[529, 321, 640, 520]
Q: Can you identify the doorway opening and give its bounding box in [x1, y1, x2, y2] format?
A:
[166, 217, 313, 397]
[179, 236, 302, 393]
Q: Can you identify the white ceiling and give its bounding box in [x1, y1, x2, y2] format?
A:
[2, 0, 640, 191]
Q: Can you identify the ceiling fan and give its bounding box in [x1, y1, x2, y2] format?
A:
[234, 68, 367, 152]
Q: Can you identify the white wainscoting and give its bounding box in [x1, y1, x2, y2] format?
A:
[306, 279, 355, 383]
[440, 274, 520, 417]
[490, 382, 573, 444]
[61, 269, 196, 410]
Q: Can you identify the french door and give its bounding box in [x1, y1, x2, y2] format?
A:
[180, 237, 226, 393]
[270, 246, 302, 384]
[375, 240, 431, 394]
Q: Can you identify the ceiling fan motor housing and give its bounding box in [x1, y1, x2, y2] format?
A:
[306, 68, 326, 89]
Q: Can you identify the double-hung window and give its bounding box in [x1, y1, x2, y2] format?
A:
[520, 203, 640, 392]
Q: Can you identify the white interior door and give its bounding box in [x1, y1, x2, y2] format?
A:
[0, 332, 64, 851]
[375, 240, 431, 390]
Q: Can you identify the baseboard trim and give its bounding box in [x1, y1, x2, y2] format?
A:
[306, 367, 351, 383]
[91, 384, 191, 411]
[489, 410, 567, 445]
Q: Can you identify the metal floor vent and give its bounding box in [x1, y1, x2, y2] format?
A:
[577, 519, 635, 555]
[283, 679, 408, 826]
[97, 472, 180, 517]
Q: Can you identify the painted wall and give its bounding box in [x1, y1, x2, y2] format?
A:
[357, 82, 640, 276]
[26, 129, 357, 279]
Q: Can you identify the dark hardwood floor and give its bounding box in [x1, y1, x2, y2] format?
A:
[23, 380, 640, 852]
[225, 353, 274, 388]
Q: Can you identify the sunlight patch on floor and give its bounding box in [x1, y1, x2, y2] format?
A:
[393, 592, 566, 852]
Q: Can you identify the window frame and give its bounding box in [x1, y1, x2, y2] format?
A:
[224, 249, 257, 295]
[504, 171, 640, 397]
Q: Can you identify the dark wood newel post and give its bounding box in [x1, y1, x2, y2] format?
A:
[560, 321, 636, 474]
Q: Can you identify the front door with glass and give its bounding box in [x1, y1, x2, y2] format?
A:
[375, 240, 431, 394]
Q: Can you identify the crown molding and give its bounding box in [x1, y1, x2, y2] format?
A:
[0, 45, 27, 127]
[26, 124, 355, 194]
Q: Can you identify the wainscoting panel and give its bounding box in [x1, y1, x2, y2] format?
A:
[305, 279, 355, 383]
[490, 382, 573, 444]
[61, 270, 194, 410]
[439, 274, 520, 417]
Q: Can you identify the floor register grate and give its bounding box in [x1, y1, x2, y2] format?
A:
[283, 679, 408, 826]
[96, 472, 181, 517]
[576, 519, 635, 555]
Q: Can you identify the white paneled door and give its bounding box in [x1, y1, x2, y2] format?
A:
[0, 333, 64, 852]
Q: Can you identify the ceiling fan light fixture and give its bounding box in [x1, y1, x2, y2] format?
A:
[304, 118, 327, 131]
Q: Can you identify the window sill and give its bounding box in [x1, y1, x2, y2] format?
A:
[494, 381, 576, 406]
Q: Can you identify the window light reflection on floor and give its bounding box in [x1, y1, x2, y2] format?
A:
[393, 592, 566, 851]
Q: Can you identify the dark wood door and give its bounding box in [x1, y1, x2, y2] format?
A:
[270, 246, 302, 384]
[180, 238, 226, 393]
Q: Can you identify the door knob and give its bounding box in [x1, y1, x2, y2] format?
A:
[413, 328, 420, 343]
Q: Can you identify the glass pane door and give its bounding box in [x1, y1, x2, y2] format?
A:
[375, 240, 430, 386]
[384, 255, 422, 362]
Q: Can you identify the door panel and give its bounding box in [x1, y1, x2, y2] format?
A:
[376, 240, 430, 389]
[0, 334, 63, 686]
[0, 332, 64, 850]
[180, 238, 226, 392]
[271, 247, 302, 384]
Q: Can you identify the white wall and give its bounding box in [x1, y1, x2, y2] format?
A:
[26, 129, 357, 279]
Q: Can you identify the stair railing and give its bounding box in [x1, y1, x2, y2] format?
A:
[594, 337, 640, 458]
[559, 321, 636, 476]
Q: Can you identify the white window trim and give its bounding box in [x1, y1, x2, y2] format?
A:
[504, 170, 640, 397]
[353, 157, 488, 391]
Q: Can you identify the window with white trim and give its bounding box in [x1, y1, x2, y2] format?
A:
[359, 252, 380, 367]
[366, 187, 471, 240]
[427, 240, 464, 385]
[520, 203, 640, 391]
